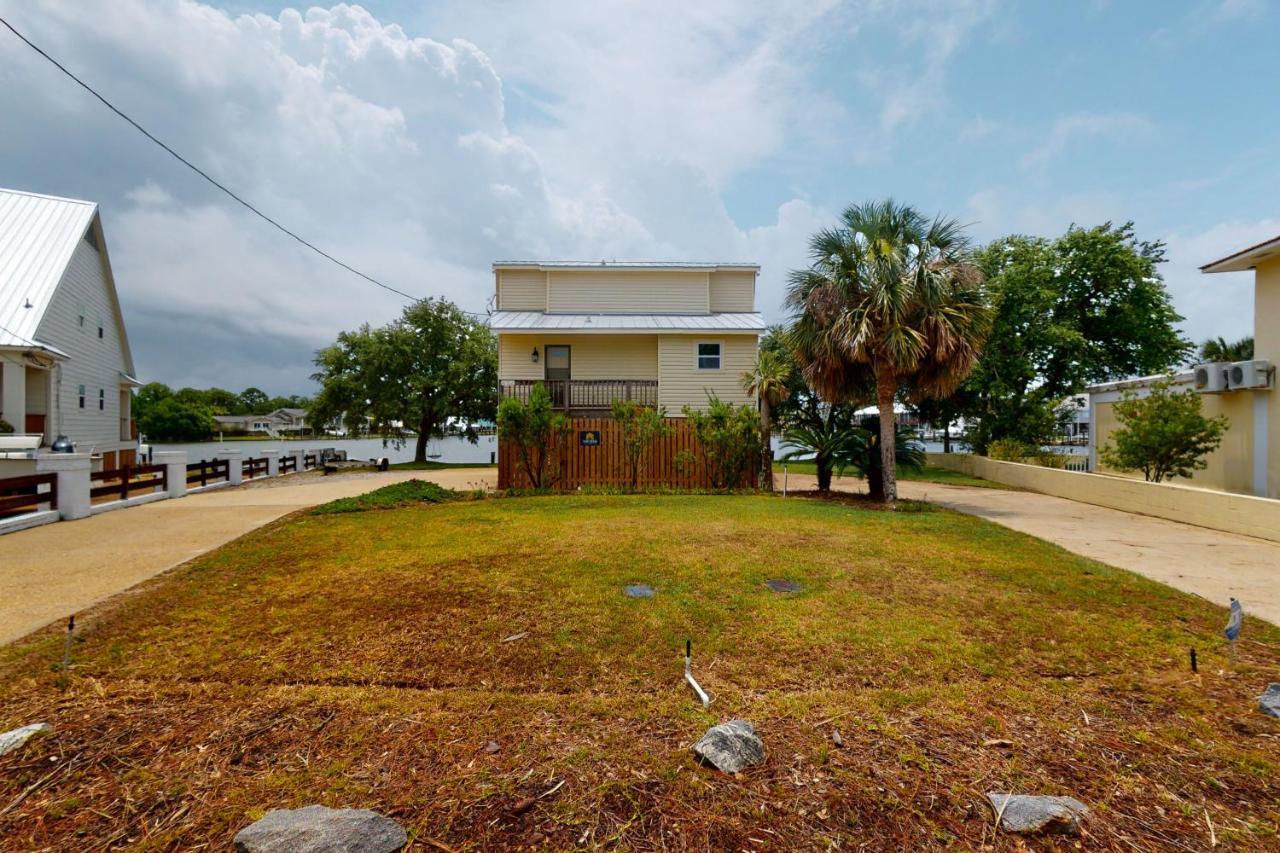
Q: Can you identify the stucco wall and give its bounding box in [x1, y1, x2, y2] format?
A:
[928, 452, 1280, 543]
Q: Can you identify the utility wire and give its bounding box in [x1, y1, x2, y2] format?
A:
[1, 15, 487, 316]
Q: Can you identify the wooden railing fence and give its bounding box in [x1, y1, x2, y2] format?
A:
[242, 457, 270, 479]
[0, 472, 58, 518]
[279, 455, 298, 474]
[186, 459, 230, 488]
[90, 464, 166, 503]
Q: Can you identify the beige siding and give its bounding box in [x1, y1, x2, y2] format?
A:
[657, 334, 757, 414]
[34, 234, 132, 453]
[547, 270, 708, 314]
[709, 270, 756, 312]
[496, 269, 547, 311]
[498, 334, 658, 382]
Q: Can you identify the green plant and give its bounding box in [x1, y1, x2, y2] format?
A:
[680, 395, 760, 490]
[987, 438, 1039, 462]
[741, 349, 792, 490]
[1199, 335, 1253, 363]
[312, 479, 468, 514]
[850, 416, 926, 501]
[1100, 378, 1229, 482]
[611, 400, 672, 491]
[780, 418, 863, 492]
[787, 199, 990, 503]
[497, 382, 570, 489]
[0, 417, 14, 434]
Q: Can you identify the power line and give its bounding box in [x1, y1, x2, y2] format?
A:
[1, 15, 487, 316]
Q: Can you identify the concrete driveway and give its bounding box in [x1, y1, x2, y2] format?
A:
[786, 472, 1280, 627]
[0, 467, 496, 645]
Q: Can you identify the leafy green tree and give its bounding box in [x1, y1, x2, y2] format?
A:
[1100, 378, 1228, 483]
[1199, 336, 1253, 363]
[679, 395, 760, 490]
[238, 387, 270, 413]
[611, 400, 673, 490]
[966, 224, 1192, 452]
[741, 348, 791, 490]
[311, 298, 497, 463]
[498, 382, 569, 489]
[788, 199, 990, 503]
[138, 396, 214, 441]
[132, 382, 173, 425]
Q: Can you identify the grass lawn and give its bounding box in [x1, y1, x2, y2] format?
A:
[779, 459, 1007, 490]
[1, 493, 1277, 849]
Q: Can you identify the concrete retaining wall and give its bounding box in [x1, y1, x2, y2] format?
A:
[927, 452, 1280, 543]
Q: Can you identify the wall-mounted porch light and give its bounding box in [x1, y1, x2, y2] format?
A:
[530, 347, 540, 364]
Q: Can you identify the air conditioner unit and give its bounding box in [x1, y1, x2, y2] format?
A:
[1193, 362, 1229, 393]
[1227, 360, 1272, 391]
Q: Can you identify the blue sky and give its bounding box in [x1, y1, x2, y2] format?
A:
[1, 0, 1276, 392]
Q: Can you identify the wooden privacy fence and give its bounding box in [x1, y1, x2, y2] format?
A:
[0, 473, 58, 518]
[90, 464, 166, 503]
[498, 417, 757, 490]
[186, 459, 230, 488]
[242, 457, 270, 479]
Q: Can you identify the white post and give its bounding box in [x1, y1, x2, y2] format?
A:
[151, 450, 188, 499]
[217, 449, 243, 486]
[262, 449, 280, 477]
[36, 452, 92, 521]
[293, 450, 306, 474]
[1, 359, 26, 432]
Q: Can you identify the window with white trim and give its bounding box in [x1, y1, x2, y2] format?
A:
[78, 385, 86, 408]
[696, 341, 721, 370]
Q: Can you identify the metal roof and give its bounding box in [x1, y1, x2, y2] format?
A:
[489, 311, 765, 333]
[492, 261, 759, 272]
[0, 188, 98, 351]
[1200, 233, 1280, 273]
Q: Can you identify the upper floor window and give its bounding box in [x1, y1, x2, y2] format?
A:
[99, 389, 105, 411]
[78, 385, 86, 408]
[697, 342, 721, 370]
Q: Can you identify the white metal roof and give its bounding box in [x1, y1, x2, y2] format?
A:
[489, 311, 765, 333]
[1200, 233, 1280, 273]
[493, 261, 759, 272]
[0, 188, 98, 351]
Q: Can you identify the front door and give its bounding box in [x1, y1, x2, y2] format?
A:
[544, 345, 570, 408]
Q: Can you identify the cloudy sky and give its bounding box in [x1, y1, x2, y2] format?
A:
[2, 0, 1277, 394]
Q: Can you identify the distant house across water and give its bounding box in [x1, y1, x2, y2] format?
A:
[213, 407, 310, 437]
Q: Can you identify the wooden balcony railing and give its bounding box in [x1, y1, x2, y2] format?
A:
[500, 379, 659, 411]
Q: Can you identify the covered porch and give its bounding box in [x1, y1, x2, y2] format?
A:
[0, 351, 57, 447]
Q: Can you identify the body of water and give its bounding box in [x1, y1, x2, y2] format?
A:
[152, 434, 498, 465]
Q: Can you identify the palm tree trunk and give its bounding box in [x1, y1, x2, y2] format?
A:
[875, 362, 897, 504]
[759, 398, 773, 491]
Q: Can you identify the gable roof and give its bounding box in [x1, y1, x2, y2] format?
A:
[1200, 233, 1280, 273]
[0, 188, 135, 373]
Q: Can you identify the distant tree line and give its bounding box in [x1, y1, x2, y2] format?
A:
[135, 383, 313, 442]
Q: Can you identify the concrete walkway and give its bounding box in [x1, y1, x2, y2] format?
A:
[785, 472, 1280, 626]
[0, 468, 494, 645]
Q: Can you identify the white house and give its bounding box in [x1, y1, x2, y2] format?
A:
[0, 188, 140, 470]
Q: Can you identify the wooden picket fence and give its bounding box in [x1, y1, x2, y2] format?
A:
[498, 417, 756, 491]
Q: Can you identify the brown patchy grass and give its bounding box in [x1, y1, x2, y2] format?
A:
[1, 493, 1278, 850]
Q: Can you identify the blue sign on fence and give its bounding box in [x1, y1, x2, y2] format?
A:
[579, 430, 601, 446]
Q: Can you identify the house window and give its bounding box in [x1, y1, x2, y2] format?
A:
[697, 342, 722, 370]
[98, 325, 104, 339]
[78, 385, 86, 408]
[99, 389, 105, 411]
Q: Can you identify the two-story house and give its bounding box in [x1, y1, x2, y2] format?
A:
[491, 261, 765, 486]
[0, 188, 140, 472]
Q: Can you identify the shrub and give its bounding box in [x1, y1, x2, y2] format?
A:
[1100, 378, 1228, 482]
[497, 383, 570, 489]
[987, 438, 1039, 462]
[680, 395, 759, 490]
[0, 417, 13, 434]
[312, 479, 469, 513]
[611, 400, 672, 491]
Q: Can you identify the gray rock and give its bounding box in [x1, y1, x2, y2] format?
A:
[692, 720, 765, 773]
[0, 723, 50, 757]
[986, 793, 1089, 835]
[234, 805, 407, 853]
[624, 584, 654, 598]
[1260, 683, 1280, 718]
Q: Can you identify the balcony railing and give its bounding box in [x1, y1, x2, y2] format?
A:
[500, 379, 658, 411]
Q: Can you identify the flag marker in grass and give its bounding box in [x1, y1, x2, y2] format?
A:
[1225, 598, 1243, 667]
[685, 639, 710, 708]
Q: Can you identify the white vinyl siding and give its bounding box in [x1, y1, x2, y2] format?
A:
[34, 235, 131, 453]
[546, 270, 708, 314]
[709, 270, 756, 313]
[657, 334, 757, 413]
[498, 334, 659, 382]
[496, 269, 547, 311]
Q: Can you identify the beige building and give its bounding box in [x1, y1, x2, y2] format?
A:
[491, 261, 764, 415]
[1088, 235, 1279, 498]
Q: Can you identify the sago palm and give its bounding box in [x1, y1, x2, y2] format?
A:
[742, 349, 792, 490]
[787, 199, 989, 503]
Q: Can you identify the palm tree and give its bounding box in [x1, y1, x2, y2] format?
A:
[1199, 336, 1253, 363]
[780, 414, 924, 495]
[787, 199, 989, 503]
[742, 349, 792, 490]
